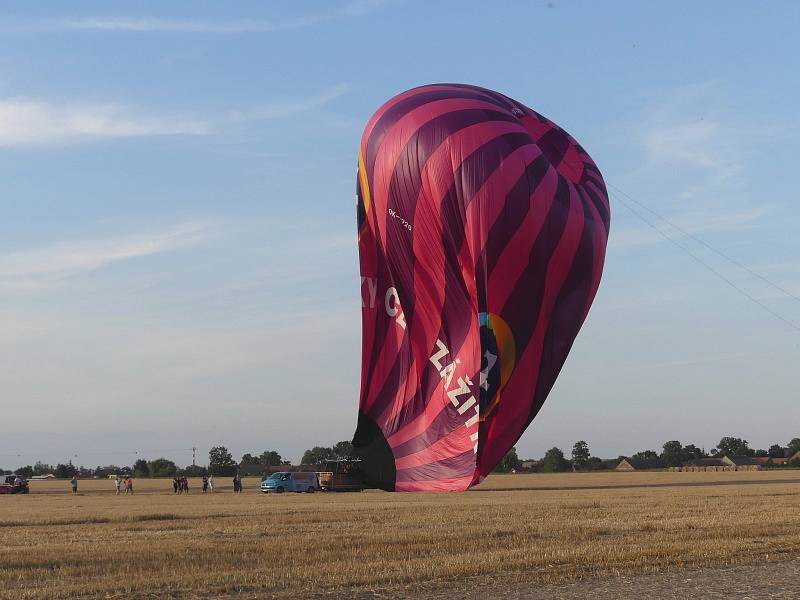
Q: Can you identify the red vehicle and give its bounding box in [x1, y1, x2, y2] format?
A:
[0, 475, 29, 494]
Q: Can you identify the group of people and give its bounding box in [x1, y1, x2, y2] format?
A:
[113, 475, 134, 494]
[172, 474, 216, 493]
[70, 475, 134, 495]
[67, 473, 242, 495]
[173, 476, 189, 493]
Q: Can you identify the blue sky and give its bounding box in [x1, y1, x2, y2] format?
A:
[1, 1, 798, 469]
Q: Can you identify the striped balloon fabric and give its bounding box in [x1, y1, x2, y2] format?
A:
[353, 84, 610, 491]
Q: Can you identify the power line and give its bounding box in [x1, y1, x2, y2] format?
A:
[610, 190, 800, 333]
[608, 182, 800, 305]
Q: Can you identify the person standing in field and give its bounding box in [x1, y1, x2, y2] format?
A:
[70, 475, 78, 495]
[114, 475, 121, 495]
[202, 474, 208, 493]
[208, 473, 214, 493]
[125, 476, 134, 494]
[173, 476, 179, 494]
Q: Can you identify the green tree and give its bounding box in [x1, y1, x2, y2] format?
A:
[571, 441, 591, 470]
[540, 447, 570, 472]
[16, 465, 34, 478]
[209, 446, 237, 475]
[585, 456, 606, 471]
[768, 444, 786, 458]
[258, 450, 283, 466]
[132, 459, 150, 477]
[682, 444, 704, 461]
[787, 438, 800, 456]
[716, 437, 754, 457]
[55, 462, 77, 478]
[631, 450, 659, 462]
[630, 450, 664, 469]
[332, 441, 354, 459]
[183, 465, 208, 477]
[147, 458, 178, 477]
[660, 441, 685, 467]
[495, 447, 521, 472]
[240, 453, 259, 465]
[32, 461, 54, 476]
[754, 449, 769, 457]
[301, 446, 335, 466]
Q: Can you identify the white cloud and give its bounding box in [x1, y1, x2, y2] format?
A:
[608, 81, 799, 252]
[226, 84, 351, 121]
[0, 83, 350, 147]
[609, 205, 774, 249]
[3, 1, 390, 34]
[644, 120, 720, 168]
[0, 221, 212, 289]
[0, 98, 207, 147]
[49, 17, 304, 34]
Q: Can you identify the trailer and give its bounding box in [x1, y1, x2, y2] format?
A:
[317, 459, 367, 492]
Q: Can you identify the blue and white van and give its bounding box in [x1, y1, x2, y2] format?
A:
[260, 471, 319, 493]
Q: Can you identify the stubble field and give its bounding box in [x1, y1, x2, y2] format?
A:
[3, 471, 800, 599]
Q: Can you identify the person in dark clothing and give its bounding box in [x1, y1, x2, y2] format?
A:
[202, 474, 208, 493]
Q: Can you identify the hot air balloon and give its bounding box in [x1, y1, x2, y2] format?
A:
[353, 84, 609, 491]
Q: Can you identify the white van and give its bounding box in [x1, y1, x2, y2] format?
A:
[260, 471, 319, 493]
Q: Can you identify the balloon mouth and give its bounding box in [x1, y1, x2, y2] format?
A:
[352, 411, 396, 491]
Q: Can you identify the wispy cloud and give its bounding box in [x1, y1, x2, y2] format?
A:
[46, 17, 313, 34]
[1, 1, 390, 34]
[610, 81, 799, 250]
[609, 204, 774, 249]
[226, 84, 351, 121]
[0, 221, 212, 289]
[644, 121, 721, 168]
[0, 83, 349, 147]
[0, 98, 207, 147]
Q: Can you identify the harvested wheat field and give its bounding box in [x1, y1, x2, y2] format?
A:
[3, 471, 800, 599]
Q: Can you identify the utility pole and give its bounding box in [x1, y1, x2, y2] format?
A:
[192, 447, 197, 467]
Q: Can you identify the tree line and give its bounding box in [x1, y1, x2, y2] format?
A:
[495, 436, 800, 473]
[7, 436, 799, 478]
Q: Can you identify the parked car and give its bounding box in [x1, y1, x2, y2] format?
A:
[260, 471, 319, 493]
[0, 475, 29, 494]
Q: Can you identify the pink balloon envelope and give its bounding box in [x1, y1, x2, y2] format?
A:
[353, 84, 610, 491]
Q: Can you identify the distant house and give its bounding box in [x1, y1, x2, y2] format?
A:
[601, 459, 620, 470]
[519, 460, 538, 471]
[237, 464, 270, 477]
[238, 464, 294, 477]
[750, 456, 789, 467]
[724, 456, 761, 468]
[93, 467, 119, 479]
[615, 457, 665, 471]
